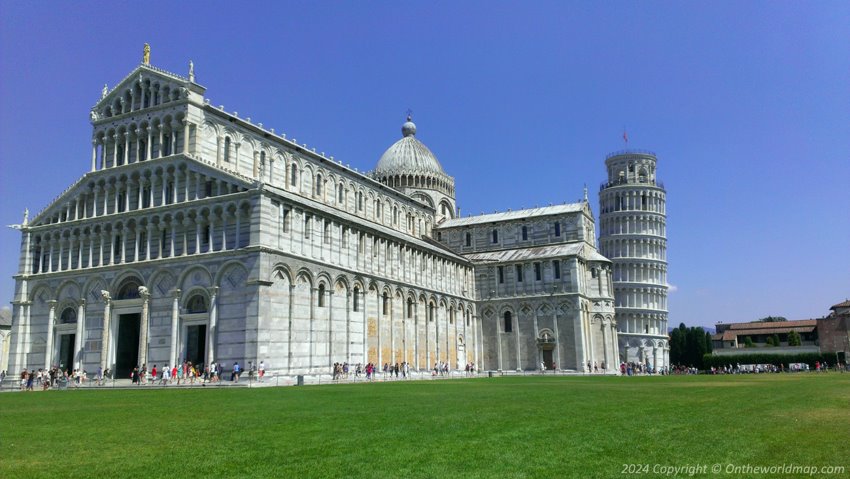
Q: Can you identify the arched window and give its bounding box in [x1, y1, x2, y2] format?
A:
[465, 232, 471, 247]
[504, 311, 512, 333]
[224, 137, 231, 163]
[338, 184, 345, 204]
[429, 303, 435, 322]
[318, 284, 326, 307]
[353, 287, 360, 312]
[407, 298, 414, 318]
[315, 174, 323, 196]
[375, 201, 382, 221]
[187, 294, 208, 313]
[115, 278, 142, 300]
[492, 229, 498, 243]
[357, 191, 363, 211]
[382, 292, 389, 315]
[60, 307, 77, 324]
[290, 164, 298, 186]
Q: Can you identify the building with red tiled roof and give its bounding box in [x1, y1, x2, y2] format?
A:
[711, 300, 850, 362]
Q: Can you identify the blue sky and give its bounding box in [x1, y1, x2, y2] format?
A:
[1, 2, 848, 328]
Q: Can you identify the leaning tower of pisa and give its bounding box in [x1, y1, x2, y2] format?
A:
[598, 150, 669, 371]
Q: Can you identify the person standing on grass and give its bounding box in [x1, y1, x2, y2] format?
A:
[160, 365, 169, 385]
[151, 365, 157, 383]
[258, 361, 265, 382]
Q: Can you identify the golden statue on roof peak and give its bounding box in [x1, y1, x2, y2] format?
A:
[143, 43, 150, 65]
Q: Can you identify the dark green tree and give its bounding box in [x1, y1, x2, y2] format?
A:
[787, 330, 802, 346]
[771, 333, 781, 347]
[758, 316, 787, 322]
[766, 336, 775, 346]
[744, 336, 754, 347]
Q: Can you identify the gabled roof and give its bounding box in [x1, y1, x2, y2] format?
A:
[93, 63, 201, 111]
[28, 155, 254, 227]
[439, 203, 586, 229]
[830, 299, 850, 310]
[462, 242, 607, 264]
[725, 319, 818, 330]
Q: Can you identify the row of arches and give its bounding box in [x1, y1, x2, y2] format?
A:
[617, 313, 668, 336]
[600, 188, 665, 215]
[598, 214, 666, 237]
[200, 121, 435, 238]
[100, 76, 184, 118]
[613, 286, 668, 312]
[92, 113, 191, 170]
[28, 200, 253, 274]
[36, 162, 246, 226]
[610, 262, 668, 286]
[377, 172, 455, 197]
[600, 237, 667, 261]
[270, 200, 473, 298]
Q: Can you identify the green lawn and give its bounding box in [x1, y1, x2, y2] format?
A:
[2, 374, 848, 478]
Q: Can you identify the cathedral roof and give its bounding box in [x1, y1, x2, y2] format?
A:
[438, 203, 585, 228]
[373, 117, 446, 177]
[462, 242, 609, 263]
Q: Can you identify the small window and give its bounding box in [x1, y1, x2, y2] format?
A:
[465, 232, 471, 247]
[282, 208, 290, 233]
[353, 287, 360, 311]
[324, 220, 331, 244]
[522, 225, 528, 241]
[205, 181, 213, 197]
[429, 304, 435, 322]
[437, 232, 442, 241]
[492, 229, 498, 243]
[591, 268, 597, 278]
[553, 260, 561, 279]
[357, 192, 363, 211]
[315, 174, 323, 197]
[338, 184, 345, 204]
[290, 164, 298, 186]
[187, 294, 208, 313]
[504, 312, 513, 333]
[516, 264, 523, 283]
[554, 222, 561, 237]
[224, 137, 231, 162]
[534, 262, 541, 281]
[60, 307, 77, 324]
[304, 215, 311, 239]
[382, 292, 389, 315]
[498, 266, 504, 284]
[407, 298, 414, 318]
[318, 284, 326, 307]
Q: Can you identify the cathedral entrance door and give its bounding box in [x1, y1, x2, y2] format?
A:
[185, 324, 207, 367]
[58, 333, 75, 372]
[542, 349, 554, 370]
[115, 313, 141, 378]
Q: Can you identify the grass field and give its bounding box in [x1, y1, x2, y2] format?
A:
[1, 374, 848, 478]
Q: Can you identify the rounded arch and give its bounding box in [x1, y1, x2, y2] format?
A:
[58, 304, 78, 324]
[177, 265, 213, 291]
[82, 277, 109, 303]
[110, 268, 146, 293]
[148, 269, 177, 298]
[182, 287, 210, 313]
[214, 260, 250, 288]
[55, 280, 81, 302]
[271, 263, 294, 284]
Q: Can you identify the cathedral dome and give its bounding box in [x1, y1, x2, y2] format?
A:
[373, 117, 446, 176]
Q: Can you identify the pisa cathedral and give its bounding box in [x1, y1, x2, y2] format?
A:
[6, 53, 666, 380]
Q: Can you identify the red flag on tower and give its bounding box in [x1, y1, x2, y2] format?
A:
[623, 130, 629, 144]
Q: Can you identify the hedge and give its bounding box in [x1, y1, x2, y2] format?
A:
[702, 352, 840, 369]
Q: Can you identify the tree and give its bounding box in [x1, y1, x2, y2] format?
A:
[787, 330, 802, 346]
[771, 333, 781, 347]
[766, 336, 775, 346]
[758, 316, 787, 322]
[744, 336, 754, 347]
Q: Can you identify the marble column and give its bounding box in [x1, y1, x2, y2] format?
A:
[138, 287, 151, 368]
[100, 292, 112, 372]
[170, 289, 181, 367]
[44, 300, 57, 369]
[207, 287, 218, 366]
[75, 300, 86, 370]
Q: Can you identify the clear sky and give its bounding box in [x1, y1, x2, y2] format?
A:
[1, 1, 848, 328]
